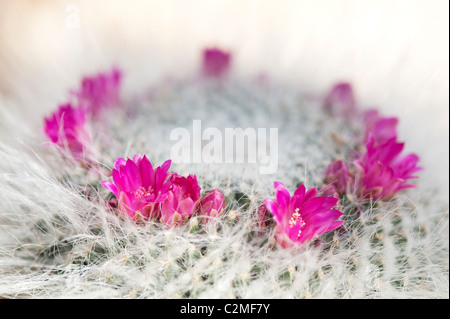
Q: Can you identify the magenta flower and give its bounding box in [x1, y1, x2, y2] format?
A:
[160, 174, 201, 226]
[265, 182, 344, 248]
[43, 103, 90, 162]
[323, 82, 356, 116]
[318, 184, 342, 211]
[101, 155, 172, 221]
[354, 135, 422, 201]
[363, 109, 398, 145]
[202, 48, 231, 78]
[324, 160, 354, 195]
[75, 67, 122, 118]
[197, 189, 226, 222]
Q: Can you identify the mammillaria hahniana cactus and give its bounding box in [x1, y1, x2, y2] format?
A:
[0, 47, 447, 300]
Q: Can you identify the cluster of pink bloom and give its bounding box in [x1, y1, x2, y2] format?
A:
[323, 82, 423, 201]
[257, 81, 423, 248]
[101, 154, 226, 226]
[42, 50, 422, 250]
[100, 153, 344, 248]
[43, 68, 122, 163]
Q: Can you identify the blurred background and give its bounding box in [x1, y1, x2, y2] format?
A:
[0, 0, 448, 193]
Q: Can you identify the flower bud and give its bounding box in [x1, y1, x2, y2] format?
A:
[197, 189, 226, 223]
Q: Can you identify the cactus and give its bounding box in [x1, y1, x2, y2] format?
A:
[0, 60, 447, 299]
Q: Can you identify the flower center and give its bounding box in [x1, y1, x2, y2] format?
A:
[133, 186, 153, 199]
[289, 208, 306, 238]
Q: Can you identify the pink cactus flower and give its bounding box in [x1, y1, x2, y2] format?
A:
[264, 182, 344, 248]
[101, 155, 172, 221]
[43, 103, 90, 162]
[160, 174, 201, 226]
[197, 189, 226, 223]
[354, 135, 422, 201]
[363, 109, 398, 145]
[323, 82, 357, 116]
[318, 184, 342, 211]
[201, 48, 232, 78]
[75, 67, 122, 118]
[324, 160, 354, 195]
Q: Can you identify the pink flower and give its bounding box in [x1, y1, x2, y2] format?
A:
[197, 189, 226, 222]
[202, 48, 231, 78]
[160, 174, 201, 226]
[265, 182, 344, 248]
[101, 155, 172, 220]
[75, 68, 122, 118]
[323, 82, 356, 116]
[363, 109, 398, 145]
[354, 135, 422, 200]
[318, 184, 342, 211]
[43, 103, 90, 162]
[324, 160, 354, 195]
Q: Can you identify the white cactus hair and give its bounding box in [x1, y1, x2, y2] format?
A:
[0, 0, 448, 299]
